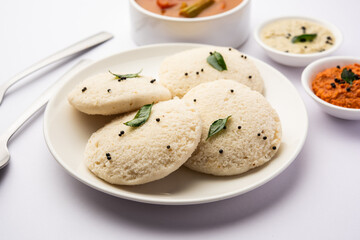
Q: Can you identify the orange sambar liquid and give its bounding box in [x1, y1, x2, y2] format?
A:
[135, 0, 243, 18]
[312, 64, 360, 109]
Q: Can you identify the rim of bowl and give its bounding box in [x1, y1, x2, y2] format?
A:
[129, 0, 250, 22]
[254, 15, 343, 59]
[301, 56, 360, 113]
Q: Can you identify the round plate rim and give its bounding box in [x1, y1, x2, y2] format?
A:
[43, 43, 308, 205]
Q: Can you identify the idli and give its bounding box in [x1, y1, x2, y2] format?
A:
[84, 98, 202, 185]
[183, 80, 282, 176]
[159, 46, 264, 98]
[68, 71, 171, 115]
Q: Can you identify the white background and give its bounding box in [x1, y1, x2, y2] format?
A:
[1, 0, 359, 239]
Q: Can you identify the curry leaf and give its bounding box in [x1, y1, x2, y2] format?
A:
[207, 51, 227, 71]
[207, 115, 231, 140]
[341, 68, 360, 86]
[124, 103, 153, 127]
[109, 69, 142, 81]
[291, 34, 317, 43]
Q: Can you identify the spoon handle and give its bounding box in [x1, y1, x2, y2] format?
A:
[0, 31, 112, 104]
[3, 60, 92, 142]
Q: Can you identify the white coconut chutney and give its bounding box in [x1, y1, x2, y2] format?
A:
[261, 18, 335, 54]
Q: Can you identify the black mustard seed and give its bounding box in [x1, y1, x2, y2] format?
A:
[301, 26, 306, 33]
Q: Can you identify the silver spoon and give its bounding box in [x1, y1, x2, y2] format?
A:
[0, 31, 112, 105]
[0, 59, 92, 169]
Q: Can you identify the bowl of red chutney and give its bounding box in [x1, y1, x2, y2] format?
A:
[302, 56, 360, 120]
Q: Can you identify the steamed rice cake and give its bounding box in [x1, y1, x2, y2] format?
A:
[183, 79, 281, 176]
[159, 46, 264, 98]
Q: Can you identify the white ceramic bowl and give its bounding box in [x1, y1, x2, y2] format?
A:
[129, 0, 251, 47]
[302, 56, 360, 120]
[254, 16, 343, 67]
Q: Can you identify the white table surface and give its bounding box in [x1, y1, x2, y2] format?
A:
[1, 0, 359, 239]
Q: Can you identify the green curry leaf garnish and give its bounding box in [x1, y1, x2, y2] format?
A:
[207, 116, 231, 140]
[124, 103, 153, 127]
[341, 68, 360, 86]
[291, 34, 317, 43]
[207, 51, 227, 71]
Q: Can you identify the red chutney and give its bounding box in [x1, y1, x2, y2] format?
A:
[312, 64, 360, 109]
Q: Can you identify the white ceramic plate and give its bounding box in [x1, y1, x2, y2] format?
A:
[44, 43, 308, 205]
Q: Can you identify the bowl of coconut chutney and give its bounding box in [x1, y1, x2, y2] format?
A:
[254, 16, 343, 67]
